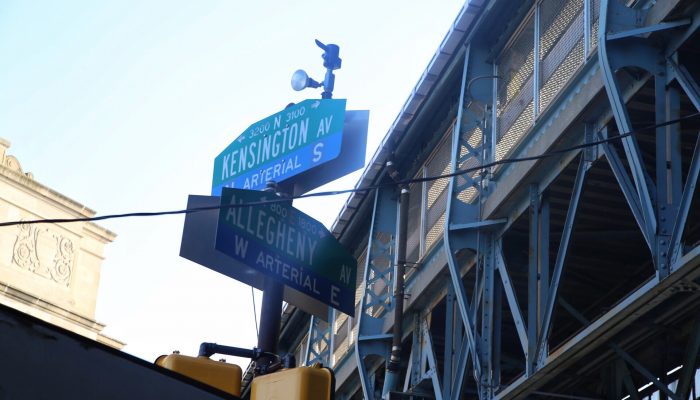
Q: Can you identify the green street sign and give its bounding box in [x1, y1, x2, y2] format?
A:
[212, 99, 347, 195]
[215, 188, 357, 316]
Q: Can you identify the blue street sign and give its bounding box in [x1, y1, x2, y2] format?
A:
[214, 188, 357, 316]
[212, 99, 347, 195]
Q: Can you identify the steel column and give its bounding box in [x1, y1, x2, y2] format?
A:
[527, 184, 539, 375]
[442, 285, 455, 399]
[670, 135, 700, 269]
[355, 187, 398, 400]
[669, 59, 700, 111]
[538, 193, 550, 335]
[304, 308, 335, 366]
[598, 0, 658, 252]
[599, 131, 650, 248]
[675, 318, 700, 399]
[537, 155, 590, 363]
[495, 244, 528, 357]
[480, 235, 496, 398]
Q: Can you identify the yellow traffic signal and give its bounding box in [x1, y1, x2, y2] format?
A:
[251, 365, 334, 400]
[156, 352, 242, 396]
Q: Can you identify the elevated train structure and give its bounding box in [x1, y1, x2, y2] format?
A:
[287, 0, 700, 398]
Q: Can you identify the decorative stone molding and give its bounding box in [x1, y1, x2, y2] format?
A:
[0, 138, 34, 179]
[12, 223, 74, 287]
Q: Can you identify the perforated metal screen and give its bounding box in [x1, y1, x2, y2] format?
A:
[497, 17, 535, 161]
[424, 135, 452, 252]
[496, 0, 588, 162]
[539, 0, 584, 112]
[590, 0, 600, 54]
[406, 180, 423, 264]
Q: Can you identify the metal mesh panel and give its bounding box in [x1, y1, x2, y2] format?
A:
[590, 0, 600, 54]
[425, 213, 446, 252]
[332, 314, 349, 365]
[424, 132, 452, 253]
[334, 314, 348, 341]
[496, 101, 534, 161]
[497, 17, 535, 160]
[354, 249, 367, 308]
[351, 302, 360, 344]
[406, 180, 423, 263]
[539, 0, 584, 113]
[426, 135, 452, 209]
[347, 248, 365, 350]
[296, 333, 308, 365]
[541, 38, 585, 111]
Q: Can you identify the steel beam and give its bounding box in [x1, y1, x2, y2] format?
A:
[668, 59, 700, 112]
[670, 134, 700, 269]
[444, 43, 493, 390]
[598, 131, 650, 248]
[558, 298, 679, 400]
[675, 318, 700, 399]
[538, 193, 550, 337]
[537, 155, 590, 363]
[495, 244, 528, 358]
[480, 235, 496, 398]
[355, 187, 398, 400]
[617, 359, 641, 400]
[304, 309, 334, 366]
[528, 184, 539, 375]
[598, 0, 658, 250]
[606, 19, 691, 40]
[443, 286, 455, 399]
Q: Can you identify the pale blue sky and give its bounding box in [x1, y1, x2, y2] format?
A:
[0, 1, 465, 367]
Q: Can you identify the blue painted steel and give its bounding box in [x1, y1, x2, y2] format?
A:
[670, 136, 700, 269]
[598, 131, 650, 248]
[442, 286, 455, 399]
[598, 0, 658, 250]
[675, 318, 700, 399]
[537, 155, 589, 362]
[479, 235, 496, 399]
[669, 60, 700, 111]
[304, 308, 334, 367]
[606, 19, 691, 40]
[559, 298, 678, 399]
[443, 43, 481, 379]
[354, 187, 398, 400]
[404, 315, 444, 399]
[538, 194, 549, 334]
[495, 245, 528, 356]
[527, 184, 539, 376]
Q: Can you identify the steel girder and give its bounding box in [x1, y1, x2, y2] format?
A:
[304, 309, 335, 367]
[325, 1, 700, 398]
[598, 0, 698, 279]
[354, 186, 398, 400]
[442, 43, 500, 400]
[435, 1, 700, 399]
[402, 314, 444, 399]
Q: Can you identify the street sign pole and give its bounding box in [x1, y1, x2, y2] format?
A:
[256, 181, 289, 372]
[257, 275, 284, 370]
[197, 42, 365, 374]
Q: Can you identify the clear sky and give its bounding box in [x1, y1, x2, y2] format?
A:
[0, 1, 465, 368]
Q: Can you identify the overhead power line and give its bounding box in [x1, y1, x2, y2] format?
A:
[2, 111, 699, 228]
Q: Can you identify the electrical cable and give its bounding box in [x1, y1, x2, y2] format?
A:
[251, 287, 259, 338]
[1, 111, 698, 228]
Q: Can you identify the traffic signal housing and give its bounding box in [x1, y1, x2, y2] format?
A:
[251, 365, 334, 400]
[155, 352, 242, 397]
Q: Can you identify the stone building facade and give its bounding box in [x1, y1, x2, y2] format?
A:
[0, 138, 123, 349]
